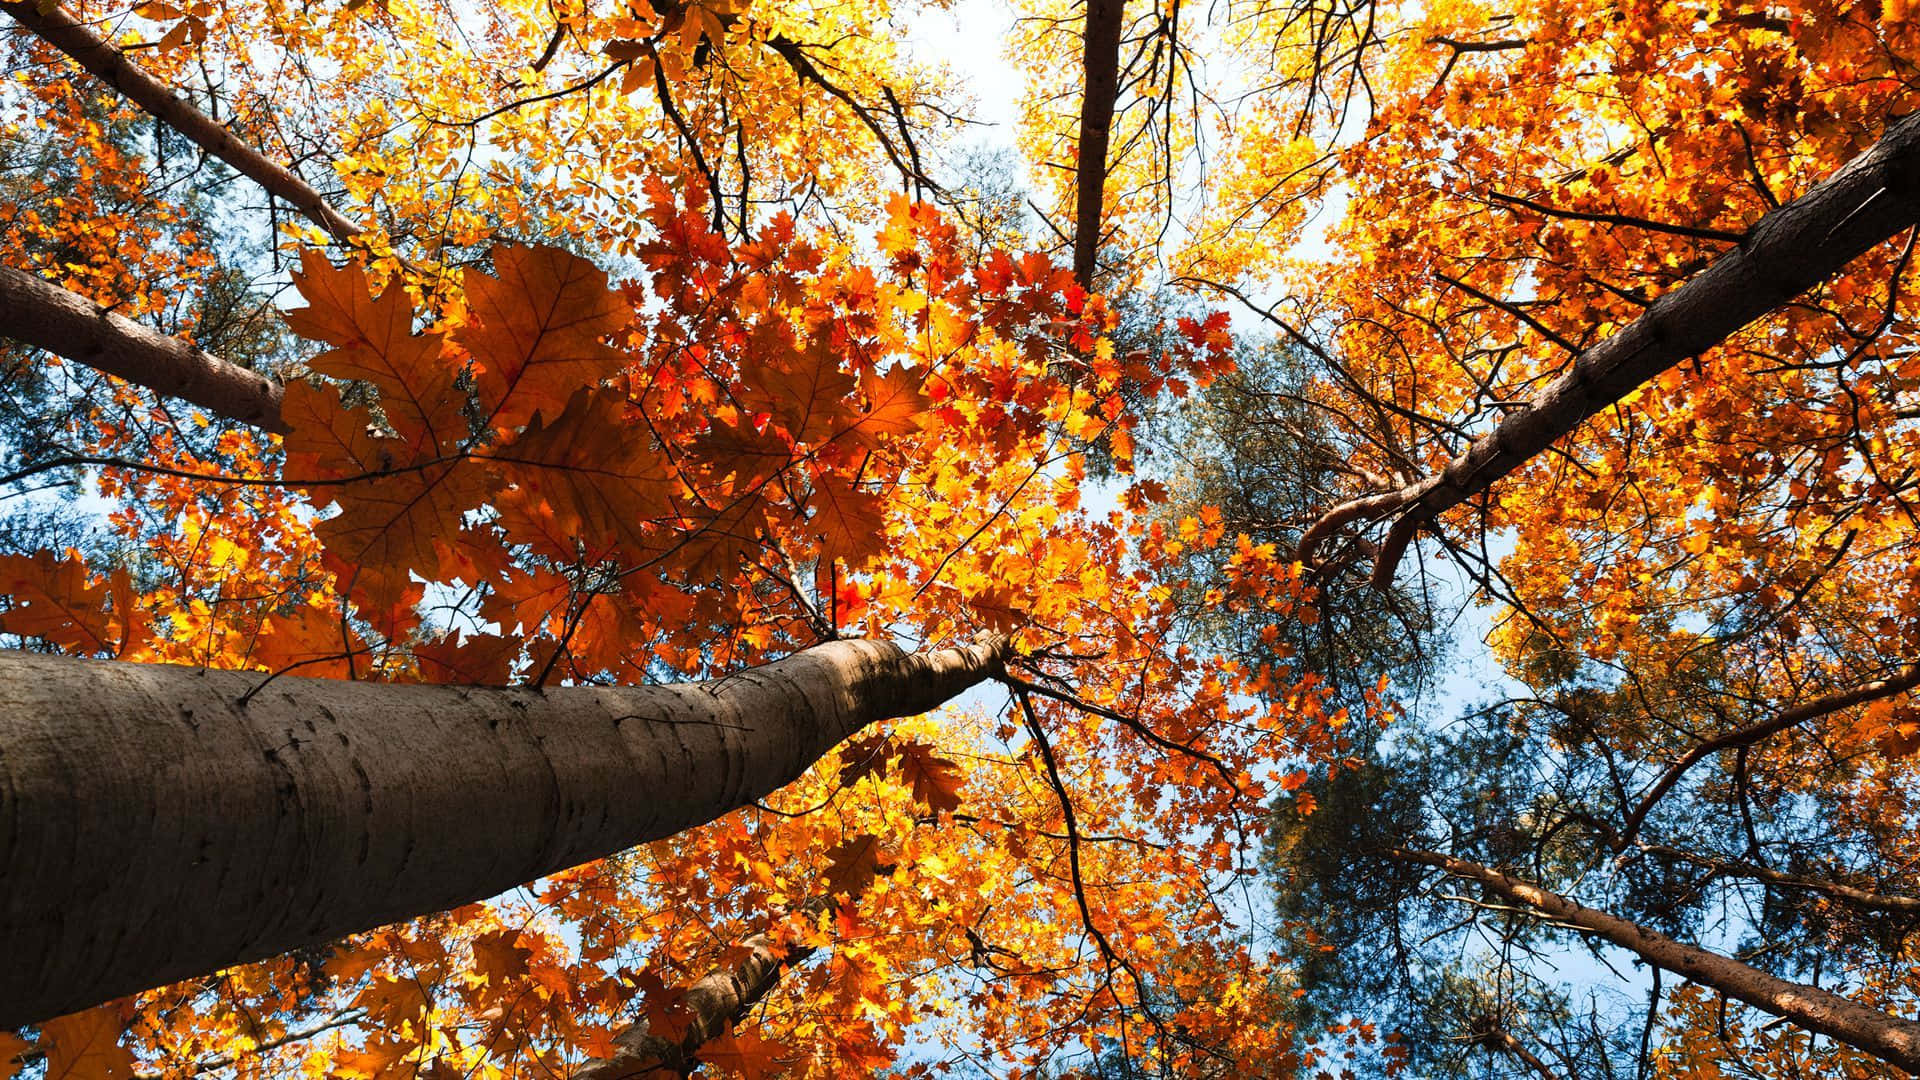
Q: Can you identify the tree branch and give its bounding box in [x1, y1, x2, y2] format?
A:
[1302, 112, 1920, 586]
[2, 1, 362, 242]
[1390, 846, 1920, 1071]
[0, 264, 287, 433]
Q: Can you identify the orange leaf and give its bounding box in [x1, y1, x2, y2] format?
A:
[0, 551, 137, 657]
[822, 833, 882, 897]
[286, 251, 464, 451]
[0, 1033, 30, 1080]
[807, 472, 887, 567]
[699, 1027, 788, 1080]
[894, 740, 965, 815]
[460, 244, 631, 433]
[39, 1004, 134, 1080]
[492, 389, 672, 563]
[470, 929, 532, 985]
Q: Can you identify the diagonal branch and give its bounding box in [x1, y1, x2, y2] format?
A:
[1636, 842, 1920, 917]
[1302, 112, 1920, 586]
[1390, 846, 1920, 1072]
[575, 896, 840, 1079]
[2, 1, 362, 242]
[1615, 664, 1920, 849]
[0, 264, 287, 433]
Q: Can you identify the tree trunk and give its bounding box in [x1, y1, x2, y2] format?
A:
[0, 635, 1007, 1027]
[1072, 0, 1124, 287]
[2, 1, 361, 242]
[0, 264, 288, 433]
[1391, 847, 1920, 1073]
[575, 894, 842, 1079]
[1301, 112, 1920, 586]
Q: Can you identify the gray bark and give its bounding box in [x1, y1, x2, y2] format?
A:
[0, 634, 1007, 1026]
[0, 264, 287, 434]
[1392, 847, 1920, 1073]
[1301, 112, 1920, 586]
[1, 1, 361, 242]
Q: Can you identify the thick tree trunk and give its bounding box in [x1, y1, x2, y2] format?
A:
[1, 1, 361, 242]
[0, 264, 288, 433]
[1301, 112, 1920, 586]
[1072, 0, 1124, 287]
[1391, 847, 1920, 1073]
[0, 635, 1007, 1027]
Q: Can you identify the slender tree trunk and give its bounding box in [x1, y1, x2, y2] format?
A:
[0, 264, 288, 433]
[0, 634, 1007, 1027]
[575, 894, 842, 1079]
[1, 1, 361, 242]
[1390, 847, 1920, 1072]
[1483, 1028, 1563, 1080]
[1072, 0, 1124, 287]
[1301, 112, 1920, 586]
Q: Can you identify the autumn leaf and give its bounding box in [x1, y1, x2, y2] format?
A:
[894, 740, 965, 815]
[470, 929, 533, 985]
[0, 551, 141, 657]
[740, 336, 858, 447]
[837, 732, 893, 788]
[807, 472, 887, 566]
[39, 1004, 134, 1080]
[286, 251, 464, 450]
[841, 364, 929, 450]
[699, 1027, 788, 1080]
[0, 1033, 28, 1080]
[414, 632, 518, 685]
[822, 834, 883, 897]
[492, 388, 673, 563]
[459, 244, 631, 433]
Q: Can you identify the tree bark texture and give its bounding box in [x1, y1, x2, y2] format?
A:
[0, 635, 1007, 1026]
[1392, 847, 1920, 1073]
[0, 264, 288, 434]
[0, 1, 361, 242]
[1072, 0, 1124, 287]
[1301, 111, 1920, 587]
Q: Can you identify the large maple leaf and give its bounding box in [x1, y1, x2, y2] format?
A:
[699, 1027, 788, 1080]
[0, 551, 142, 657]
[37, 1005, 135, 1080]
[491, 388, 673, 563]
[460, 244, 631, 433]
[285, 251, 464, 451]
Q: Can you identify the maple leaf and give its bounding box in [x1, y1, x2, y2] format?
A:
[285, 251, 463, 450]
[632, 968, 693, 1043]
[699, 1027, 788, 1080]
[740, 336, 858, 446]
[823, 833, 883, 897]
[807, 472, 887, 567]
[414, 632, 518, 684]
[0, 551, 141, 657]
[0, 1035, 24, 1080]
[837, 732, 893, 788]
[894, 740, 966, 816]
[280, 381, 385, 482]
[459, 244, 631, 433]
[841, 364, 929, 450]
[696, 412, 793, 490]
[315, 459, 495, 608]
[470, 929, 533, 985]
[492, 388, 673, 563]
[38, 1004, 134, 1080]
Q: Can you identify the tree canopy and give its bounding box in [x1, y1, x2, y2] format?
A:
[4, 0, 1920, 1077]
